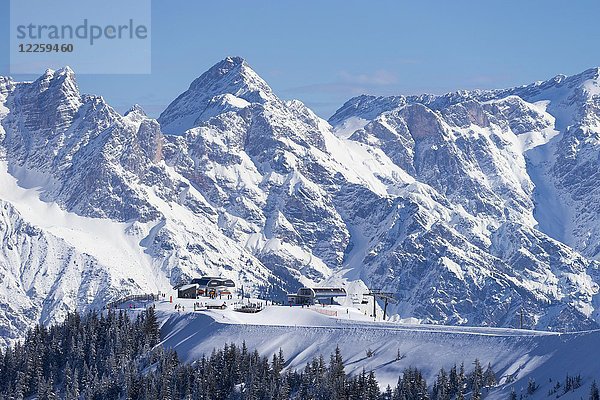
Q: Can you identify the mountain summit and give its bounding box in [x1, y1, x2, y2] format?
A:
[158, 56, 275, 134]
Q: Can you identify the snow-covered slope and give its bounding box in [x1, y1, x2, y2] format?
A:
[156, 300, 600, 400]
[1, 59, 600, 346]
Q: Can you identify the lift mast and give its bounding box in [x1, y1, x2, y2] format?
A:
[364, 290, 397, 320]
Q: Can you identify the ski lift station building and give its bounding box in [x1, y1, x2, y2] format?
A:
[177, 284, 199, 299]
[287, 287, 347, 305]
[190, 276, 235, 296]
[177, 276, 236, 298]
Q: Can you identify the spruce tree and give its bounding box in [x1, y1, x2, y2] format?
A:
[456, 363, 466, 400]
[472, 380, 481, 400]
[590, 381, 600, 400]
[483, 363, 496, 388]
[328, 346, 346, 400]
[382, 385, 393, 400]
[527, 378, 538, 395]
[470, 359, 483, 390]
[433, 368, 450, 400]
[366, 371, 380, 400]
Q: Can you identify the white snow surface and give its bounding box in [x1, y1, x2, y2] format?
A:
[0, 162, 157, 283]
[147, 296, 600, 400]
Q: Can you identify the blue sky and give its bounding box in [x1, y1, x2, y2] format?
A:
[1, 0, 599, 118]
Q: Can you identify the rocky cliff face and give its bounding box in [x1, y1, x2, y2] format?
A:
[1, 58, 599, 345]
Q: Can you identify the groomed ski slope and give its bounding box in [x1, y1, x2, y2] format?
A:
[148, 297, 600, 399]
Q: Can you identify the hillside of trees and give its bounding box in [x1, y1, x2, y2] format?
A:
[0, 309, 598, 399]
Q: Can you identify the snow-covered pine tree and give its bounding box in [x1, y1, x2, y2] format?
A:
[483, 363, 497, 388]
[366, 370, 380, 400]
[382, 385, 393, 400]
[527, 378, 539, 394]
[590, 381, 600, 400]
[456, 363, 466, 400]
[328, 345, 346, 400]
[470, 359, 484, 391]
[432, 368, 450, 400]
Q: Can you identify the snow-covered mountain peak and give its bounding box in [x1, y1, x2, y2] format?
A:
[501, 67, 600, 132]
[189, 56, 272, 98]
[158, 57, 275, 134]
[580, 67, 600, 96]
[56, 65, 75, 79]
[0, 67, 85, 153]
[124, 103, 148, 120]
[36, 66, 78, 95]
[556, 66, 599, 86]
[507, 67, 600, 103]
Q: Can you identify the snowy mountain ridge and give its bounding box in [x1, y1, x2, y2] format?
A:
[1, 58, 600, 346]
[330, 66, 600, 259]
